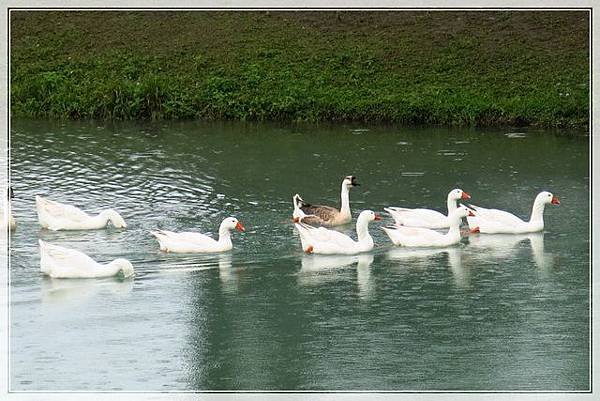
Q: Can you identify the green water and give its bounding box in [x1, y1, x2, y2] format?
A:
[9, 120, 589, 391]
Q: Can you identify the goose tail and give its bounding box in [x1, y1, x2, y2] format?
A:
[149, 230, 169, 251]
[149, 230, 166, 239]
[294, 194, 311, 208]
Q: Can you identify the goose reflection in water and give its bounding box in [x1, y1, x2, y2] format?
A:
[217, 253, 241, 293]
[298, 253, 374, 288]
[387, 247, 467, 287]
[41, 276, 134, 306]
[356, 254, 375, 299]
[467, 232, 552, 270]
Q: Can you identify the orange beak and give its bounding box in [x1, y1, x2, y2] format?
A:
[293, 217, 300, 223]
[235, 222, 245, 232]
[468, 210, 475, 217]
[462, 191, 471, 200]
[551, 196, 560, 205]
[374, 214, 382, 221]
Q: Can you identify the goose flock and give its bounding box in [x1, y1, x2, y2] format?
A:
[1, 177, 560, 279]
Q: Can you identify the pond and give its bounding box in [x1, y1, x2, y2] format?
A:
[8, 119, 590, 391]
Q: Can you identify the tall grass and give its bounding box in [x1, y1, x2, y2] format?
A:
[10, 11, 589, 128]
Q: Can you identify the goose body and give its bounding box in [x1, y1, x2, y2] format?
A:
[1, 187, 15, 231]
[385, 189, 470, 229]
[36, 196, 127, 231]
[383, 206, 473, 248]
[294, 209, 380, 255]
[151, 217, 245, 253]
[295, 175, 359, 226]
[39, 240, 134, 279]
[466, 191, 559, 234]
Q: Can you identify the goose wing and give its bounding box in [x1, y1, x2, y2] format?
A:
[391, 225, 445, 238]
[39, 240, 97, 269]
[385, 207, 447, 227]
[383, 226, 446, 246]
[152, 230, 215, 244]
[468, 204, 525, 226]
[36, 196, 90, 222]
[300, 204, 339, 224]
[297, 223, 356, 247]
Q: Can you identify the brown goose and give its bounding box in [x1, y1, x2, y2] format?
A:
[293, 176, 360, 227]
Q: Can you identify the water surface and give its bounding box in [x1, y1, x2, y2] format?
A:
[9, 120, 589, 391]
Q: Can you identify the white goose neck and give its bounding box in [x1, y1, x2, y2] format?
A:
[218, 227, 233, 244]
[445, 214, 463, 237]
[105, 260, 125, 276]
[356, 216, 371, 242]
[529, 199, 546, 225]
[340, 184, 351, 217]
[95, 211, 112, 226]
[446, 195, 458, 215]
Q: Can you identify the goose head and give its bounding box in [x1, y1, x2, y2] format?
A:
[449, 188, 471, 200]
[536, 191, 560, 206]
[456, 205, 476, 218]
[221, 217, 245, 233]
[357, 210, 381, 224]
[102, 209, 127, 228]
[342, 175, 360, 189]
[111, 258, 134, 278]
[448, 205, 475, 225]
[355, 210, 381, 242]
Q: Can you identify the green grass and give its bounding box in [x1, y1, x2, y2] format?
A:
[10, 11, 589, 127]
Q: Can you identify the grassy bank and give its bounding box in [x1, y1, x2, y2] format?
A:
[10, 11, 589, 127]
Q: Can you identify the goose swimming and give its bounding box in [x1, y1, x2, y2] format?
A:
[294, 175, 360, 227]
[294, 209, 380, 255]
[36, 196, 127, 231]
[383, 206, 474, 248]
[385, 188, 471, 229]
[465, 191, 559, 234]
[39, 240, 134, 279]
[150, 217, 245, 253]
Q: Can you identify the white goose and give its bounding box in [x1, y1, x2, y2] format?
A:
[384, 188, 471, 229]
[1, 187, 16, 231]
[294, 209, 380, 255]
[150, 217, 245, 253]
[39, 240, 134, 279]
[294, 175, 359, 226]
[36, 196, 127, 231]
[382, 205, 474, 248]
[466, 191, 560, 234]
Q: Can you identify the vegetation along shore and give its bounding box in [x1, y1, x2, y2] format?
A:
[10, 11, 589, 128]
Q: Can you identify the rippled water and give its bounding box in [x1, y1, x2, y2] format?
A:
[8, 120, 589, 391]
